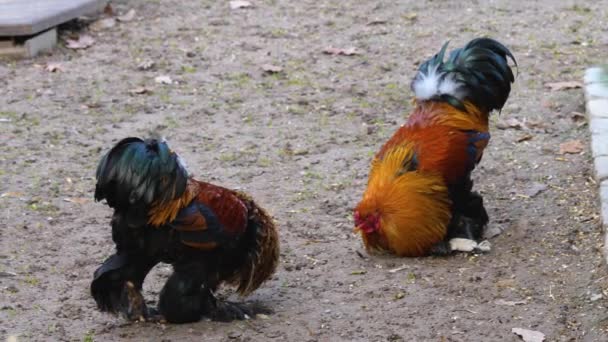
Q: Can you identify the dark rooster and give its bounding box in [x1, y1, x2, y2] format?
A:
[354, 38, 516, 256]
[90, 137, 279, 323]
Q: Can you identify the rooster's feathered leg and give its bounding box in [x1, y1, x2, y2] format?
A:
[91, 253, 158, 320]
[157, 262, 207, 323]
[199, 287, 254, 322]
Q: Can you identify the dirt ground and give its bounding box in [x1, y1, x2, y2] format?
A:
[2, 0, 608, 341]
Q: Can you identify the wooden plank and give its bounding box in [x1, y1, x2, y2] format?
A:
[0, 0, 107, 36]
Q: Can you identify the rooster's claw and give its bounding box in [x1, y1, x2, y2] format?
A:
[203, 296, 253, 322]
[120, 281, 148, 322]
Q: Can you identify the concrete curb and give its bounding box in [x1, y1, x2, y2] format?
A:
[585, 66, 608, 263]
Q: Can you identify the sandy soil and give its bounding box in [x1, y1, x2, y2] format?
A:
[2, 0, 608, 341]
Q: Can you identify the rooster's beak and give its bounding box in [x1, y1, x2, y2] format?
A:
[353, 225, 363, 233]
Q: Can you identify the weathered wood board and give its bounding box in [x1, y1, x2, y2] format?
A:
[0, 0, 107, 36]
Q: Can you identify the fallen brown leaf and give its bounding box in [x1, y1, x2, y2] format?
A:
[525, 119, 546, 129]
[545, 81, 583, 91]
[516, 134, 533, 143]
[89, 17, 116, 31]
[494, 299, 526, 306]
[367, 19, 388, 26]
[45, 63, 63, 73]
[103, 3, 114, 16]
[496, 117, 524, 130]
[85, 102, 101, 109]
[523, 182, 547, 198]
[496, 279, 516, 288]
[394, 292, 406, 300]
[230, 1, 252, 9]
[63, 197, 90, 204]
[129, 87, 152, 95]
[65, 35, 95, 49]
[559, 140, 584, 154]
[571, 111, 586, 122]
[1, 192, 24, 198]
[137, 59, 155, 71]
[261, 64, 283, 74]
[117, 9, 136, 22]
[402, 12, 418, 20]
[322, 47, 360, 56]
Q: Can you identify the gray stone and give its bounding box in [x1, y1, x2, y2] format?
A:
[585, 67, 604, 84]
[595, 156, 608, 182]
[600, 180, 608, 226]
[586, 83, 608, 99]
[587, 67, 608, 265]
[25, 27, 56, 57]
[591, 134, 608, 157]
[589, 116, 608, 135]
[588, 99, 608, 118]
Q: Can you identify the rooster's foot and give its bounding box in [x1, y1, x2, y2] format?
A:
[120, 281, 149, 322]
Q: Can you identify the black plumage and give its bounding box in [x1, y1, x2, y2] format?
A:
[411, 37, 517, 113]
[90, 137, 279, 324]
[94, 137, 188, 210]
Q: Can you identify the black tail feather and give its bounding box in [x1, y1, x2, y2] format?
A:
[411, 37, 517, 113]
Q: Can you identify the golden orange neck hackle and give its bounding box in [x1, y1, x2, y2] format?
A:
[408, 100, 489, 132]
[148, 180, 198, 227]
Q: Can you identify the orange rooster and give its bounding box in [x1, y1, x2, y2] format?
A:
[354, 38, 516, 257]
[91, 137, 279, 323]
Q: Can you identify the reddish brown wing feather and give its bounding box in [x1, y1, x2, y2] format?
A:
[173, 210, 208, 231]
[168, 181, 248, 252]
[193, 181, 248, 237]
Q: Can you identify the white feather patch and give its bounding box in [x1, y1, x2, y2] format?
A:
[448, 238, 492, 253]
[412, 65, 465, 100]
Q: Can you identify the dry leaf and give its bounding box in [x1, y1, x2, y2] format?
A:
[496, 117, 524, 130]
[45, 63, 63, 73]
[137, 59, 155, 71]
[322, 47, 360, 56]
[388, 265, 408, 273]
[129, 87, 152, 95]
[545, 81, 583, 91]
[117, 9, 136, 22]
[367, 19, 388, 26]
[85, 102, 101, 109]
[495, 299, 526, 306]
[523, 182, 547, 198]
[559, 140, 584, 154]
[261, 64, 283, 74]
[402, 12, 418, 20]
[103, 3, 115, 16]
[89, 17, 116, 31]
[516, 134, 533, 143]
[63, 197, 90, 204]
[155, 75, 173, 85]
[1, 191, 23, 198]
[512, 328, 545, 342]
[571, 111, 586, 122]
[65, 35, 95, 49]
[230, 1, 252, 9]
[496, 279, 516, 288]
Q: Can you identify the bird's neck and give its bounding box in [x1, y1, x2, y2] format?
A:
[147, 179, 198, 227]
